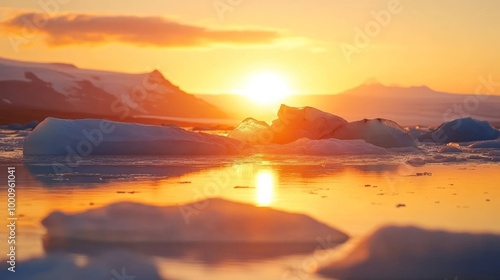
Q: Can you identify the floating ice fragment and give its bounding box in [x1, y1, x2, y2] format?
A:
[319, 225, 500, 280]
[23, 117, 242, 156]
[330, 118, 417, 148]
[419, 117, 500, 143]
[42, 198, 349, 243]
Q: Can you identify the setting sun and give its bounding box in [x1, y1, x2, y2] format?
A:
[240, 72, 293, 104]
[255, 170, 276, 206]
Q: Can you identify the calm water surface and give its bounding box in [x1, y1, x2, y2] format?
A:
[2, 150, 499, 280]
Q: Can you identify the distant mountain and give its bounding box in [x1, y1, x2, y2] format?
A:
[198, 83, 500, 126]
[3, 57, 498, 127]
[0, 57, 226, 125]
[337, 82, 450, 98]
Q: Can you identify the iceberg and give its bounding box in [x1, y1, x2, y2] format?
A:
[229, 105, 414, 148]
[0, 251, 163, 280]
[23, 107, 417, 156]
[270, 104, 349, 144]
[23, 117, 243, 156]
[318, 226, 500, 280]
[419, 117, 500, 144]
[330, 118, 417, 148]
[229, 104, 348, 144]
[24, 107, 497, 157]
[227, 117, 274, 144]
[42, 198, 348, 243]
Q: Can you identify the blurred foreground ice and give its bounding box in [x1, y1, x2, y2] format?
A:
[0, 251, 163, 280]
[42, 198, 349, 243]
[319, 225, 500, 280]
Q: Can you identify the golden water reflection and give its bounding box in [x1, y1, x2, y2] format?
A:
[12, 160, 500, 267]
[255, 170, 276, 206]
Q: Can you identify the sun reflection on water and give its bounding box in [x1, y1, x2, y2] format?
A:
[255, 170, 275, 206]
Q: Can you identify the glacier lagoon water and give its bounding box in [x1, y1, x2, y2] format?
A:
[1, 128, 500, 280]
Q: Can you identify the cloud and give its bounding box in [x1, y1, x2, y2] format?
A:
[1, 12, 284, 47]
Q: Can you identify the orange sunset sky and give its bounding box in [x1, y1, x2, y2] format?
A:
[0, 0, 499, 95]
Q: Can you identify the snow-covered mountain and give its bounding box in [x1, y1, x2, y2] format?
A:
[0, 57, 226, 124]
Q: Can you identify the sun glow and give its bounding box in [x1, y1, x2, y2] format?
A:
[240, 72, 293, 104]
[255, 170, 276, 206]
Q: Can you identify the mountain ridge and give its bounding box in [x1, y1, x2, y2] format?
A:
[336, 82, 451, 98]
[197, 83, 500, 126]
[0, 57, 227, 125]
[2, 57, 499, 126]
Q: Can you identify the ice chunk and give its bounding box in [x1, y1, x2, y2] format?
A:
[330, 119, 417, 148]
[469, 139, 500, 149]
[229, 105, 348, 144]
[228, 105, 416, 148]
[23, 117, 242, 156]
[419, 117, 500, 143]
[259, 138, 388, 155]
[269, 104, 348, 144]
[6, 120, 39, 130]
[0, 251, 163, 280]
[318, 226, 500, 280]
[42, 198, 348, 243]
[227, 117, 273, 144]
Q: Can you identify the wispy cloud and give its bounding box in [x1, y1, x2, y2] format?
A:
[1, 12, 284, 48]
